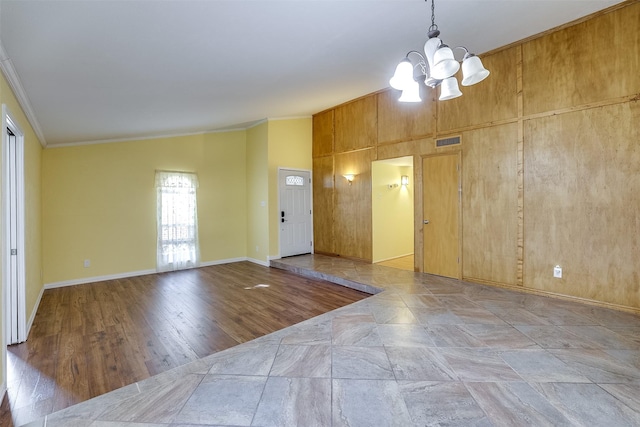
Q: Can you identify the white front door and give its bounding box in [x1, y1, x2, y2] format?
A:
[279, 169, 312, 257]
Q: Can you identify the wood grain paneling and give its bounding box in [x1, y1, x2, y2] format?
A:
[516, 45, 525, 287]
[377, 88, 435, 144]
[522, 2, 640, 115]
[377, 139, 418, 161]
[312, 110, 334, 158]
[334, 149, 375, 260]
[313, 156, 335, 255]
[334, 96, 377, 153]
[524, 102, 640, 308]
[462, 123, 518, 285]
[312, 2, 640, 311]
[438, 47, 519, 132]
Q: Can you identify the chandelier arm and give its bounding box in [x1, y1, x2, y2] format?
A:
[405, 50, 426, 61]
[405, 50, 429, 77]
[453, 46, 474, 60]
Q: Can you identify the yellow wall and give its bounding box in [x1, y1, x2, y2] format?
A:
[0, 71, 43, 388]
[246, 121, 269, 263]
[42, 131, 247, 284]
[267, 118, 312, 257]
[42, 117, 311, 281]
[372, 161, 413, 262]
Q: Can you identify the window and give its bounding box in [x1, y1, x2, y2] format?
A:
[155, 171, 199, 272]
[285, 175, 304, 186]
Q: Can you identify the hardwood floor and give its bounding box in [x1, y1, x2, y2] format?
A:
[0, 262, 369, 426]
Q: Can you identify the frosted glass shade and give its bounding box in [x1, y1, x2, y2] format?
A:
[389, 59, 414, 90]
[424, 37, 441, 70]
[461, 55, 490, 86]
[439, 77, 462, 101]
[398, 80, 421, 102]
[431, 46, 460, 79]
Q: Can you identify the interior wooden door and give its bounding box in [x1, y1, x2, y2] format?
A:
[422, 153, 460, 278]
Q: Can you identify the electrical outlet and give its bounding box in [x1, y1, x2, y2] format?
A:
[84, 259, 91, 268]
[255, 246, 259, 253]
[553, 265, 562, 278]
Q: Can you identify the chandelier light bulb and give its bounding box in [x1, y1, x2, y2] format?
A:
[431, 45, 460, 80]
[461, 55, 490, 86]
[398, 80, 421, 102]
[389, 59, 415, 90]
[439, 77, 462, 101]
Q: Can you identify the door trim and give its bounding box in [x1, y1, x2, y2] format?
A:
[277, 167, 314, 259]
[421, 151, 462, 279]
[2, 104, 27, 349]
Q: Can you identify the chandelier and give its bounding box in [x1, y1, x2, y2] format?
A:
[389, 0, 490, 102]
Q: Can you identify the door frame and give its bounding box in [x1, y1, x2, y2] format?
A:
[421, 151, 462, 279]
[2, 104, 27, 352]
[277, 167, 314, 259]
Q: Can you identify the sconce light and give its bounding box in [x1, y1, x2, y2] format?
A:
[401, 175, 409, 186]
[343, 174, 355, 185]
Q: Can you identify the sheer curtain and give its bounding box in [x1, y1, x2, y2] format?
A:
[155, 171, 200, 272]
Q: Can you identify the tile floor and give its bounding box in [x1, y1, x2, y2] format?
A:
[25, 254, 640, 426]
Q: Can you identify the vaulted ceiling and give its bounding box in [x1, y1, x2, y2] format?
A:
[0, 0, 623, 147]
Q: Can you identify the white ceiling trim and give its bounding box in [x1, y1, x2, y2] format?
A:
[47, 115, 311, 148]
[0, 39, 47, 148]
[48, 128, 243, 149]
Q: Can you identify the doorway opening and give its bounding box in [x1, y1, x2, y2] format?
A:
[372, 156, 414, 271]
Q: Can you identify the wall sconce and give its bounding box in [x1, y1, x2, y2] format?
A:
[401, 175, 409, 186]
[343, 174, 355, 185]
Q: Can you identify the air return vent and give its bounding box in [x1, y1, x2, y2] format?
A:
[436, 136, 461, 147]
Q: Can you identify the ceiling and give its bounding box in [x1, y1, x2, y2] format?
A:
[0, 0, 623, 147]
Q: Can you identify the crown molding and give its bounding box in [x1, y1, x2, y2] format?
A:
[0, 39, 47, 147]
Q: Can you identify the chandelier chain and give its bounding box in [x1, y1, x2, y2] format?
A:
[429, 0, 437, 32]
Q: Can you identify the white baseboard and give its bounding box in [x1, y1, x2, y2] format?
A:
[247, 257, 269, 267]
[43, 257, 262, 289]
[44, 268, 157, 289]
[26, 285, 45, 337]
[200, 257, 247, 267]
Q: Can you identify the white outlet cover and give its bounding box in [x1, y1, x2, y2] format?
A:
[553, 265, 562, 278]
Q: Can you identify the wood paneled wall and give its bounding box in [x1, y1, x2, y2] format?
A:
[312, 2, 640, 311]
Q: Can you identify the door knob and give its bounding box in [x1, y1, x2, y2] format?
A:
[424, 220, 430, 224]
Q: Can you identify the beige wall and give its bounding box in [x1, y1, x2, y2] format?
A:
[42, 131, 248, 284]
[267, 118, 312, 257]
[246, 122, 270, 263]
[312, 2, 640, 312]
[245, 118, 313, 261]
[1, 71, 43, 389]
[42, 117, 311, 282]
[372, 161, 413, 263]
